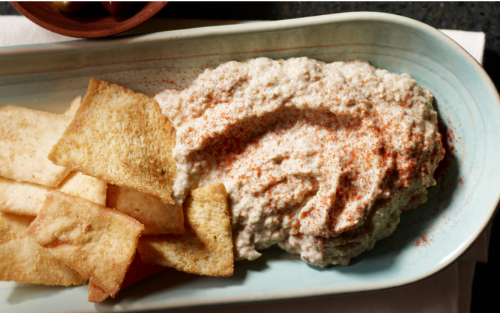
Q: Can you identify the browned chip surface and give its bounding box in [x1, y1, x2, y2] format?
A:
[107, 184, 183, 235]
[88, 254, 166, 303]
[138, 183, 233, 277]
[0, 105, 72, 187]
[0, 172, 107, 216]
[0, 177, 50, 216]
[48, 78, 177, 204]
[59, 172, 107, 206]
[0, 212, 87, 286]
[88, 281, 110, 303]
[64, 96, 81, 117]
[27, 191, 144, 296]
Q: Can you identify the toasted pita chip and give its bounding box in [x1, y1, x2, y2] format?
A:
[138, 184, 233, 277]
[88, 281, 110, 303]
[88, 280, 110, 303]
[0, 105, 72, 187]
[0, 177, 50, 216]
[64, 96, 81, 117]
[107, 185, 183, 235]
[27, 191, 144, 296]
[0, 212, 87, 285]
[59, 172, 107, 207]
[48, 79, 177, 204]
[0, 172, 107, 216]
[88, 254, 166, 303]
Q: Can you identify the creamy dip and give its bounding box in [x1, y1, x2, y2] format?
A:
[155, 58, 445, 267]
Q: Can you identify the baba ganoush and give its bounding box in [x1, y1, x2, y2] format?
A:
[155, 57, 445, 267]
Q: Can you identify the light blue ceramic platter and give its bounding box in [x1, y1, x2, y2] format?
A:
[1, 12, 499, 313]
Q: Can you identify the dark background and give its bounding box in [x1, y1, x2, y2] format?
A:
[1, 2, 499, 312]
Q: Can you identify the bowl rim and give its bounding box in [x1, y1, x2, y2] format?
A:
[9, 1, 168, 38]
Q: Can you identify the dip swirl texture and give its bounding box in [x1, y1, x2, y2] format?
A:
[155, 58, 445, 267]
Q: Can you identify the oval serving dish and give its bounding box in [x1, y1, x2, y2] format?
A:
[0, 12, 499, 313]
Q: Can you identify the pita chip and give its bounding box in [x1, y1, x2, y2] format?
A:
[88, 254, 166, 303]
[0, 172, 107, 216]
[0, 212, 87, 286]
[58, 172, 107, 206]
[65, 96, 81, 117]
[138, 183, 233, 277]
[27, 191, 144, 296]
[88, 281, 110, 303]
[0, 105, 72, 187]
[107, 185, 183, 235]
[48, 79, 177, 204]
[87, 280, 110, 303]
[0, 177, 50, 216]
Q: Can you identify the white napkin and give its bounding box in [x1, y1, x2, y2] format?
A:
[440, 29, 486, 64]
[0, 15, 489, 313]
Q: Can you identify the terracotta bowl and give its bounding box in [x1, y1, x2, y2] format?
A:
[10, 1, 168, 38]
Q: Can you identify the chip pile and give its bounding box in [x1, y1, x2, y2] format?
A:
[0, 79, 234, 303]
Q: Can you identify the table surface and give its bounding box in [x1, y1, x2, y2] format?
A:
[1, 2, 499, 312]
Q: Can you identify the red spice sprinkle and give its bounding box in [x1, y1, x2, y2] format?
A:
[421, 234, 429, 244]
